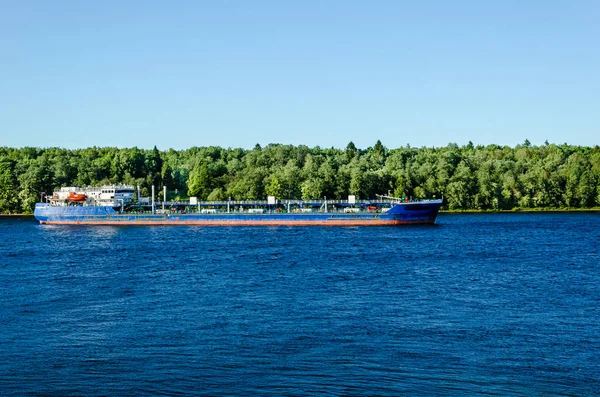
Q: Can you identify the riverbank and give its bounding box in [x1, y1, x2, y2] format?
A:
[0, 214, 33, 217]
[441, 207, 600, 214]
[4, 207, 600, 217]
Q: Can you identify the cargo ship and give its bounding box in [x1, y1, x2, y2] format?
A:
[34, 185, 443, 226]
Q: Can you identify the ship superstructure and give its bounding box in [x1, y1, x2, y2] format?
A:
[48, 185, 135, 208]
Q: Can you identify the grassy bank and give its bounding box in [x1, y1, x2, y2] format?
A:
[441, 207, 600, 214]
[0, 214, 34, 217]
[4, 207, 600, 217]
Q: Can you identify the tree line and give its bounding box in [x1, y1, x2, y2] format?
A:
[1, 141, 599, 214]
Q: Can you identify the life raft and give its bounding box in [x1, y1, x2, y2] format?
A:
[68, 192, 87, 202]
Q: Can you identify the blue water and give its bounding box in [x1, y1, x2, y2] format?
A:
[1, 213, 599, 396]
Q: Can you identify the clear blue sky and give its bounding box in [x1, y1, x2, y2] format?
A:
[1, 0, 598, 150]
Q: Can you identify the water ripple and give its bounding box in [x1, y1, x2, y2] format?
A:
[0, 213, 599, 396]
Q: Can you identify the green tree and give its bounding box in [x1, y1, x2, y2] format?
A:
[265, 176, 282, 198]
[2, 142, 600, 213]
[301, 178, 324, 200]
[207, 187, 225, 201]
[187, 161, 210, 199]
[17, 157, 54, 213]
[0, 159, 20, 213]
[345, 141, 358, 161]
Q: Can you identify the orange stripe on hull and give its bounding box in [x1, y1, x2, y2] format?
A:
[40, 219, 433, 226]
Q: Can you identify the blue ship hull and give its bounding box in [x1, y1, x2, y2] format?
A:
[34, 200, 443, 226]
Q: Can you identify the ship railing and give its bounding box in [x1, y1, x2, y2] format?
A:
[125, 207, 388, 215]
[166, 199, 395, 206]
[125, 197, 439, 210]
[162, 198, 436, 206]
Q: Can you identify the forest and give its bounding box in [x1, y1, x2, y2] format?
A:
[1, 140, 599, 214]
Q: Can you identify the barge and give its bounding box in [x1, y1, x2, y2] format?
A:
[34, 186, 443, 226]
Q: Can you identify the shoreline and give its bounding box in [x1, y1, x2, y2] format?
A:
[3, 208, 600, 217]
[0, 214, 34, 217]
[441, 208, 600, 214]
